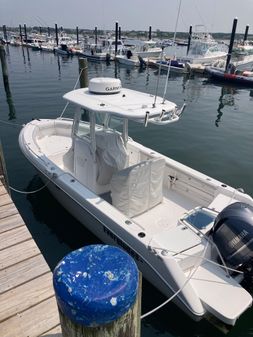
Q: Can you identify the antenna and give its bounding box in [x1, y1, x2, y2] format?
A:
[162, 0, 182, 103]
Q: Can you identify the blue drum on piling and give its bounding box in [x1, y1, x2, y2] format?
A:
[53, 244, 139, 327]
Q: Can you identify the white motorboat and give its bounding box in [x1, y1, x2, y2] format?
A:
[19, 77, 253, 326]
[115, 53, 141, 67]
[148, 59, 188, 73]
[80, 44, 110, 62]
[233, 41, 253, 56]
[179, 28, 227, 65]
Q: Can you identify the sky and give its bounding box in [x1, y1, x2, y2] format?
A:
[1, 0, 253, 34]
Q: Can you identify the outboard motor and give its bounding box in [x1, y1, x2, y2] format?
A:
[212, 202, 253, 283]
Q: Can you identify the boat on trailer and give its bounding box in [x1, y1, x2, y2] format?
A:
[19, 77, 253, 326]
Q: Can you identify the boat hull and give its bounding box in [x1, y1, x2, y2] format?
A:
[18, 123, 205, 322]
[206, 67, 253, 87]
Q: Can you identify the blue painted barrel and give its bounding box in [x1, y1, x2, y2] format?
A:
[53, 244, 139, 327]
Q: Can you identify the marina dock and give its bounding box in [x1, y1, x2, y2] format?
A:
[0, 180, 62, 337]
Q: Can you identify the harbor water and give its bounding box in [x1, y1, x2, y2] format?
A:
[1, 45, 253, 337]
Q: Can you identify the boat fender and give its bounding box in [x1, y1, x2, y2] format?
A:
[89, 78, 122, 94]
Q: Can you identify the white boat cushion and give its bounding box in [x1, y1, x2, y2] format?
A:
[96, 148, 117, 185]
[96, 130, 128, 170]
[110, 158, 165, 217]
[96, 130, 128, 185]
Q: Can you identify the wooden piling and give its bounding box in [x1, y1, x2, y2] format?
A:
[39, 26, 42, 35]
[76, 26, 79, 45]
[148, 26, 152, 41]
[243, 25, 249, 43]
[95, 26, 98, 46]
[19, 24, 23, 43]
[78, 58, 89, 88]
[24, 24, 27, 43]
[55, 24, 59, 46]
[115, 21, 119, 55]
[53, 245, 141, 337]
[47, 26, 50, 36]
[187, 25, 192, 55]
[225, 18, 238, 72]
[0, 140, 9, 193]
[0, 45, 11, 95]
[3, 25, 7, 41]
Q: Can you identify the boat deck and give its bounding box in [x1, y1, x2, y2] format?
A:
[133, 188, 198, 236]
[0, 181, 62, 337]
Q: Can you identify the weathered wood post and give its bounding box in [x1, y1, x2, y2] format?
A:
[0, 140, 10, 194]
[78, 58, 89, 88]
[55, 23, 59, 46]
[19, 24, 23, 44]
[115, 21, 119, 56]
[95, 26, 98, 46]
[225, 17, 238, 72]
[76, 26, 79, 45]
[119, 26, 121, 40]
[53, 245, 141, 337]
[243, 25, 249, 43]
[24, 23, 28, 44]
[0, 45, 10, 94]
[186, 25, 192, 55]
[148, 26, 152, 41]
[3, 25, 7, 41]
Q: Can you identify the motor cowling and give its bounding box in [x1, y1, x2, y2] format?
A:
[212, 202, 253, 270]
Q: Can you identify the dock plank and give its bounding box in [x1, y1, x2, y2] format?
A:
[0, 213, 25, 234]
[0, 296, 60, 337]
[41, 325, 62, 337]
[0, 238, 40, 270]
[0, 182, 61, 337]
[0, 203, 19, 220]
[0, 185, 6, 195]
[0, 272, 54, 322]
[0, 226, 31, 251]
[0, 193, 11, 207]
[0, 254, 50, 294]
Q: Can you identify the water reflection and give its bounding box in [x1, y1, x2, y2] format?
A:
[21, 46, 31, 71]
[0, 52, 16, 120]
[215, 86, 237, 127]
[56, 54, 61, 79]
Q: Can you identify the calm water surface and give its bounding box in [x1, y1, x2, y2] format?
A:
[1, 45, 253, 337]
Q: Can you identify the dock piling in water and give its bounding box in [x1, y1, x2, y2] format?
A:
[55, 23, 59, 46]
[243, 25, 249, 43]
[115, 21, 119, 56]
[225, 17, 238, 72]
[76, 26, 79, 45]
[53, 245, 141, 337]
[2, 25, 7, 42]
[19, 24, 23, 43]
[148, 26, 152, 40]
[95, 26, 98, 46]
[0, 45, 11, 94]
[119, 26, 121, 40]
[78, 57, 89, 88]
[187, 25, 192, 55]
[24, 23, 27, 43]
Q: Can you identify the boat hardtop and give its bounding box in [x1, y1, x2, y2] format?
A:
[19, 77, 253, 327]
[63, 78, 178, 120]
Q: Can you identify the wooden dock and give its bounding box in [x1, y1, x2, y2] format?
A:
[0, 180, 62, 337]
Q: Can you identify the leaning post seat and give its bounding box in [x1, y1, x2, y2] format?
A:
[110, 158, 165, 217]
[95, 129, 128, 186]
